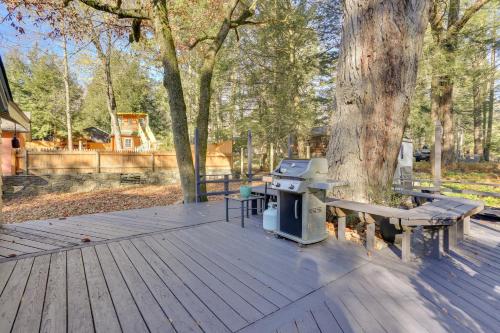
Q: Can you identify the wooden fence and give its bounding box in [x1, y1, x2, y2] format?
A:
[14, 142, 233, 175]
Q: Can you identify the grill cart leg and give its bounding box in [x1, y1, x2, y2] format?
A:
[337, 217, 346, 241]
[366, 223, 375, 252]
[401, 228, 412, 262]
[463, 216, 471, 235]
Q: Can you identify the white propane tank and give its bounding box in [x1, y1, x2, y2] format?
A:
[263, 202, 278, 232]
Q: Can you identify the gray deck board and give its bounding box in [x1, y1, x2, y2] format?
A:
[131, 237, 229, 333]
[118, 239, 203, 333]
[67, 249, 94, 333]
[11, 255, 50, 333]
[94, 244, 149, 333]
[0, 201, 498, 333]
[40, 252, 67, 333]
[81, 246, 122, 333]
[0, 258, 33, 333]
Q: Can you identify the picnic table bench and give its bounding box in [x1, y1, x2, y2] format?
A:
[327, 196, 484, 262]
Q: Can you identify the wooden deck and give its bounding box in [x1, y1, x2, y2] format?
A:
[0, 201, 499, 333]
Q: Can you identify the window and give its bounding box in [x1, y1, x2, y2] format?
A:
[124, 138, 133, 149]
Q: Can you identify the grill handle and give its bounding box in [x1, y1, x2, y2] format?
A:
[294, 200, 299, 219]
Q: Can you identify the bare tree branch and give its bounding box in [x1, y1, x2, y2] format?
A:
[445, 0, 491, 41]
[189, 34, 216, 50]
[65, 0, 150, 19]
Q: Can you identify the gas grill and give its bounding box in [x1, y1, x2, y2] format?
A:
[270, 158, 332, 245]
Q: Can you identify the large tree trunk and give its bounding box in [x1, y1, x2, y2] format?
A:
[152, 0, 196, 203]
[62, 36, 73, 151]
[326, 0, 430, 202]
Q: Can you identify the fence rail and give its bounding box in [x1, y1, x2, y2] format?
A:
[14, 146, 232, 175]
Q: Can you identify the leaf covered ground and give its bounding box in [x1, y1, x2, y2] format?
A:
[3, 181, 249, 224]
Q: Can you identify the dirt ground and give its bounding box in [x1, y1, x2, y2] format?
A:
[2, 182, 247, 224]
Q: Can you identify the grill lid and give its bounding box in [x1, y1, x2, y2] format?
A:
[272, 159, 310, 178]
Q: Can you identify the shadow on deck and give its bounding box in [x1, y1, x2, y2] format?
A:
[0, 201, 498, 332]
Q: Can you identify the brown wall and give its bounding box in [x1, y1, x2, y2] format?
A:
[1, 131, 26, 176]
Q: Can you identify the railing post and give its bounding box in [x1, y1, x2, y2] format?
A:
[194, 128, 200, 203]
[24, 150, 29, 175]
[269, 143, 274, 172]
[434, 120, 442, 188]
[95, 151, 101, 173]
[247, 130, 252, 182]
[224, 174, 229, 196]
[288, 134, 292, 158]
[240, 147, 244, 176]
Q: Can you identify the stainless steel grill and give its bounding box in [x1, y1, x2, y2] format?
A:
[270, 158, 330, 245]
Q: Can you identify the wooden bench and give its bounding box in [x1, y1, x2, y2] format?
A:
[394, 189, 484, 234]
[327, 197, 483, 262]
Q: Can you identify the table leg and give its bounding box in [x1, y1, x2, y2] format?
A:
[246, 201, 250, 218]
[241, 201, 245, 228]
[225, 198, 229, 222]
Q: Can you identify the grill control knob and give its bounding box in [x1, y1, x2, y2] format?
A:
[289, 184, 295, 190]
[275, 182, 281, 188]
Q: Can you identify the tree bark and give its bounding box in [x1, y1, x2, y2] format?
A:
[62, 35, 73, 151]
[472, 78, 483, 157]
[326, 0, 431, 202]
[152, 0, 196, 203]
[484, 8, 496, 161]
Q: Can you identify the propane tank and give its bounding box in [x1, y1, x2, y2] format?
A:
[263, 202, 278, 232]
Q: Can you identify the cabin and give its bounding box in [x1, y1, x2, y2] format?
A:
[110, 113, 157, 151]
[0, 56, 31, 176]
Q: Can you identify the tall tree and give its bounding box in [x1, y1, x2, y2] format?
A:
[326, 0, 431, 202]
[190, 0, 256, 201]
[484, 8, 496, 161]
[64, 0, 196, 202]
[62, 32, 73, 150]
[429, 0, 491, 166]
[87, 16, 123, 150]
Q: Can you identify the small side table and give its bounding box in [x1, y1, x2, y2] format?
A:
[224, 195, 265, 228]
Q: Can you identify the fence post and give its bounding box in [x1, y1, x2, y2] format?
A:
[24, 150, 29, 175]
[194, 128, 200, 203]
[306, 145, 310, 159]
[240, 147, 244, 176]
[95, 151, 101, 173]
[434, 120, 442, 187]
[224, 174, 229, 196]
[288, 134, 292, 158]
[269, 143, 274, 172]
[151, 152, 155, 172]
[247, 130, 252, 182]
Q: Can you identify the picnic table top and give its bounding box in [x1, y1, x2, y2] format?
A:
[224, 194, 265, 202]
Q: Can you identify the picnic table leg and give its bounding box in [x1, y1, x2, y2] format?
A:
[366, 223, 375, 252]
[401, 228, 412, 262]
[456, 219, 464, 243]
[241, 201, 245, 228]
[337, 217, 346, 241]
[225, 198, 229, 222]
[430, 227, 445, 259]
[463, 216, 470, 236]
[448, 223, 458, 249]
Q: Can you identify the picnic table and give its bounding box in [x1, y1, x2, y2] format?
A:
[224, 194, 266, 228]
